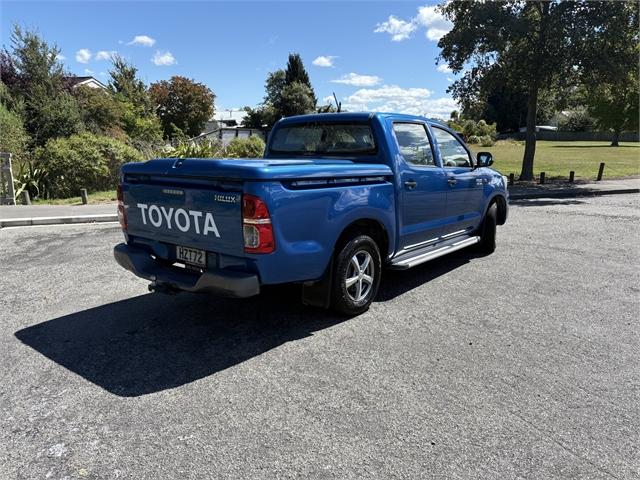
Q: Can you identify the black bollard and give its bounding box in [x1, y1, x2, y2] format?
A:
[569, 171, 575, 183]
[597, 163, 605, 181]
[539, 172, 545, 184]
[80, 188, 89, 205]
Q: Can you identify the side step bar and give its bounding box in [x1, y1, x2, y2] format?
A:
[390, 236, 480, 270]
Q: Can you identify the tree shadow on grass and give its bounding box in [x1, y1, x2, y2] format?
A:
[547, 144, 637, 148]
[15, 251, 476, 397]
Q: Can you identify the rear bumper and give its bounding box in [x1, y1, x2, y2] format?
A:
[114, 243, 260, 298]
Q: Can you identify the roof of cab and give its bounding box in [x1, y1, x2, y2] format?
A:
[275, 112, 449, 127]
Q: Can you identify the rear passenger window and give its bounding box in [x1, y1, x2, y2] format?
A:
[393, 123, 435, 167]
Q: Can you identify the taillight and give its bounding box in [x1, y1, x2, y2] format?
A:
[242, 194, 274, 254]
[117, 184, 127, 231]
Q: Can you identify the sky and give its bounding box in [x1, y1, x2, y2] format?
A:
[1, 1, 458, 119]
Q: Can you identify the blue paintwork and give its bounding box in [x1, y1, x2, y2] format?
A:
[118, 112, 508, 288]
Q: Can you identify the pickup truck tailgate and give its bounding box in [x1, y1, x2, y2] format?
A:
[124, 183, 243, 256]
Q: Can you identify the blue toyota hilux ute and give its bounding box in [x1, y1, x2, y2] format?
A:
[114, 112, 508, 315]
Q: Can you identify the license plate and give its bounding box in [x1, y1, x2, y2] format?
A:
[176, 245, 206, 267]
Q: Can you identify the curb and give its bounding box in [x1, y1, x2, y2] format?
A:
[509, 187, 640, 200]
[0, 214, 118, 228]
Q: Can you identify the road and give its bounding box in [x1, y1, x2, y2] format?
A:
[1, 194, 638, 479]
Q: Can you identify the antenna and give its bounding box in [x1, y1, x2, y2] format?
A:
[332, 92, 342, 113]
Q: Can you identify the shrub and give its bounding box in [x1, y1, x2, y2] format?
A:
[225, 136, 265, 158]
[36, 132, 143, 198]
[0, 102, 29, 163]
[479, 135, 495, 147]
[467, 135, 481, 144]
[168, 140, 224, 158]
[167, 136, 265, 160]
[557, 107, 596, 132]
[476, 119, 497, 139]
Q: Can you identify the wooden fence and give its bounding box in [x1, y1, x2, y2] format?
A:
[0, 152, 16, 205]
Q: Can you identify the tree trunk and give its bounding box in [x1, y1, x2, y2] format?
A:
[610, 129, 620, 147]
[519, 86, 538, 181]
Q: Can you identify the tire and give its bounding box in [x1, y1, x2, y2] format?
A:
[477, 202, 497, 254]
[330, 234, 382, 316]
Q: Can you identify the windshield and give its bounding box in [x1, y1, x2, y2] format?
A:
[270, 122, 377, 155]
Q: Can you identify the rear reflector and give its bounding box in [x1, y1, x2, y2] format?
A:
[117, 184, 127, 231]
[242, 194, 274, 254]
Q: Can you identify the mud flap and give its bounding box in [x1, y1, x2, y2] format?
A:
[301, 256, 334, 309]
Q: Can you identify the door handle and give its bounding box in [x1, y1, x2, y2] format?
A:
[404, 180, 417, 190]
[447, 177, 457, 186]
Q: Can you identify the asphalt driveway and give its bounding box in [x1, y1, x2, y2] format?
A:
[1, 194, 638, 479]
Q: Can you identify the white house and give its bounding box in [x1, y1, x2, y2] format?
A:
[66, 76, 108, 90]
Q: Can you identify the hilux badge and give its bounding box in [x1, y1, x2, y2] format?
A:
[214, 194, 237, 203]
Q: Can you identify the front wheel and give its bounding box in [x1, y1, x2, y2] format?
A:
[477, 202, 497, 254]
[330, 235, 382, 316]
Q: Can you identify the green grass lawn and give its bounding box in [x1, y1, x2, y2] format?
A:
[32, 190, 117, 205]
[470, 141, 640, 180]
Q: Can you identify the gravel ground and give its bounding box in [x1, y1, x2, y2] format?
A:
[0, 194, 638, 479]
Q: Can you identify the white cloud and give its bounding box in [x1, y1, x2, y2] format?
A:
[374, 15, 416, 41]
[436, 63, 452, 73]
[331, 73, 382, 87]
[99, 72, 107, 77]
[415, 5, 453, 41]
[341, 84, 457, 118]
[84, 68, 94, 75]
[151, 50, 176, 66]
[375, 5, 452, 43]
[75, 48, 91, 64]
[95, 50, 116, 61]
[312, 55, 337, 67]
[127, 35, 156, 47]
[56, 53, 65, 61]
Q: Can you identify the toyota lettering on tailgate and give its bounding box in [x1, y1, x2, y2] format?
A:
[136, 203, 221, 237]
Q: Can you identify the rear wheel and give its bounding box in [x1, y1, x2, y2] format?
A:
[477, 202, 497, 254]
[330, 235, 381, 316]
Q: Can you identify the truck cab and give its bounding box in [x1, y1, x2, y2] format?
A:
[114, 112, 508, 315]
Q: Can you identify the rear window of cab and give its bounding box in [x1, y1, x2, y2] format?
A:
[269, 122, 377, 156]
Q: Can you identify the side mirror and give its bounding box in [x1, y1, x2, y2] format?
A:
[476, 151, 493, 167]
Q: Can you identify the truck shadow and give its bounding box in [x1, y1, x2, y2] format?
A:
[15, 254, 470, 397]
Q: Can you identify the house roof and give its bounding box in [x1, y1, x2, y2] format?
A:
[65, 76, 108, 90]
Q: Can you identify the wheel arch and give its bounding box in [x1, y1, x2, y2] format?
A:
[334, 218, 390, 259]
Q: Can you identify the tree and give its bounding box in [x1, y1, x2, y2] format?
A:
[242, 54, 317, 129]
[0, 83, 29, 163]
[3, 26, 82, 145]
[285, 53, 316, 105]
[586, 76, 639, 146]
[578, 2, 639, 146]
[437, 1, 637, 180]
[108, 55, 162, 145]
[279, 82, 316, 118]
[74, 85, 125, 138]
[108, 54, 153, 116]
[149, 76, 215, 138]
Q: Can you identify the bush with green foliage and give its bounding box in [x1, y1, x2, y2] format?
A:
[225, 136, 265, 158]
[168, 136, 265, 159]
[0, 102, 29, 163]
[168, 140, 223, 159]
[448, 117, 497, 141]
[479, 135, 495, 147]
[557, 107, 596, 132]
[36, 133, 143, 198]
